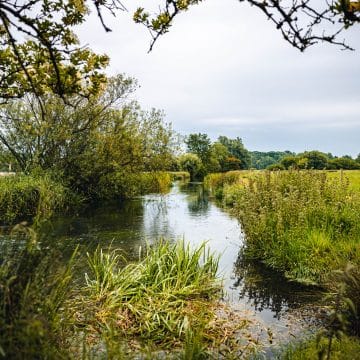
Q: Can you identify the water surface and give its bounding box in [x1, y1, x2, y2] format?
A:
[41, 182, 322, 348]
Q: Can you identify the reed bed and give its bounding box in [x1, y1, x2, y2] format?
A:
[221, 171, 360, 285]
[0, 174, 67, 224]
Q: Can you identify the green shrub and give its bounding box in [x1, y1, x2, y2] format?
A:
[0, 174, 68, 224]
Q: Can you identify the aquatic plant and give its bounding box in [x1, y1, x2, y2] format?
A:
[73, 240, 250, 357]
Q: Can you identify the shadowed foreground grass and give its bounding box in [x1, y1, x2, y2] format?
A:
[0, 236, 253, 359]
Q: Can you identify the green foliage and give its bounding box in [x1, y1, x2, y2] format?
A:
[179, 153, 204, 181]
[98, 171, 172, 199]
[298, 150, 329, 169]
[185, 133, 212, 164]
[0, 174, 68, 224]
[76, 240, 227, 353]
[0, 75, 177, 201]
[134, 0, 358, 52]
[218, 136, 251, 169]
[250, 151, 294, 169]
[169, 171, 191, 181]
[280, 335, 360, 360]
[0, 230, 77, 359]
[0, 0, 115, 101]
[266, 163, 285, 171]
[328, 157, 360, 170]
[212, 170, 360, 286]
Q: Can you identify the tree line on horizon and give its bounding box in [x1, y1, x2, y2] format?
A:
[177, 133, 360, 180]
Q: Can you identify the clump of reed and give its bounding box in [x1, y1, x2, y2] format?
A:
[1, 232, 253, 358]
[0, 174, 68, 224]
[72, 240, 250, 357]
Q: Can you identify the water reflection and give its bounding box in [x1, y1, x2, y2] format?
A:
[233, 254, 323, 319]
[38, 181, 322, 327]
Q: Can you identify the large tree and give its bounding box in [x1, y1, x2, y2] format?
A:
[0, 74, 176, 195]
[218, 136, 251, 169]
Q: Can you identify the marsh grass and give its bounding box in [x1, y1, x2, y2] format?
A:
[207, 170, 360, 286]
[72, 240, 251, 357]
[169, 171, 191, 181]
[1, 230, 252, 358]
[0, 174, 67, 224]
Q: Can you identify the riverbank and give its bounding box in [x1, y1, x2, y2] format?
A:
[0, 171, 183, 225]
[205, 170, 360, 357]
[0, 235, 258, 359]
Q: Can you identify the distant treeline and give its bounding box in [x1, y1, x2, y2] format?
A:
[176, 133, 360, 180]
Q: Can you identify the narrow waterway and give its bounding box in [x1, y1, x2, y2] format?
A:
[41, 181, 323, 352]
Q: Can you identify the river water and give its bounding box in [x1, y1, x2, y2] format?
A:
[40, 181, 323, 352]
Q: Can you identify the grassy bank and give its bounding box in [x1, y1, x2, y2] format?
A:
[0, 238, 252, 359]
[205, 170, 360, 286]
[205, 170, 360, 358]
[0, 174, 68, 224]
[0, 171, 174, 225]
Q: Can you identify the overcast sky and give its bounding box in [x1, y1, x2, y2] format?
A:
[77, 0, 360, 157]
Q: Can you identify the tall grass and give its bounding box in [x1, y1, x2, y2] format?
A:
[77, 241, 220, 347]
[98, 171, 172, 199]
[72, 240, 250, 357]
[222, 171, 360, 285]
[206, 170, 360, 357]
[0, 227, 76, 359]
[0, 174, 68, 224]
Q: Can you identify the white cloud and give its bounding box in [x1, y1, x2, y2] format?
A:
[76, 0, 360, 156]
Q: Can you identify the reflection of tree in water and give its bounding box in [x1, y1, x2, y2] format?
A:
[233, 251, 323, 319]
[38, 199, 147, 259]
[142, 195, 174, 241]
[183, 183, 209, 216]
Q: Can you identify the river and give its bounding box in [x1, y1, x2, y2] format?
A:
[40, 181, 323, 354]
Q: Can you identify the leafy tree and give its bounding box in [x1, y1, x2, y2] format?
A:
[222, 156, 242, 171]
[185, 133, 211, 164]
[218, 136, 250, 169]
[178, 153, 203, 181]
[266, 163, 285, 170]
[298, 150, 329, 169]
[328, 157, 360, 169]
[250, 151, 294, 169]
[2, 0, 359, 105]
[280, 155, 299, 169]
[0, 0, 118, 102]
[208, 142, 229, 172]
[0, 74, 176, 197]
